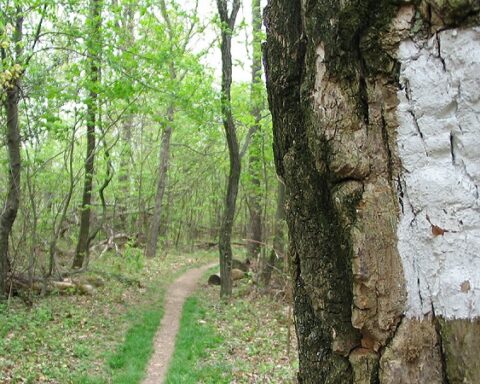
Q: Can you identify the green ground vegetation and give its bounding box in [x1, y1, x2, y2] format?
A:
[0, 250, 215, 384]
[165, 296, 230, 384]
[166, 271, 298, 384]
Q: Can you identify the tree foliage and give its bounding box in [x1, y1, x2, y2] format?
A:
[0, 0, 279, 296]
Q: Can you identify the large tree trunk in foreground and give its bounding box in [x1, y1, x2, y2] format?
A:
[217, 0, 241, 298]
[73, 0, 102, 269]
[265, 0, 480, 382]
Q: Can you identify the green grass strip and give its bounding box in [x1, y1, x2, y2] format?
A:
[107, 306, 165, 383]
[74, 289, 165, 384]
[165, 296, 231, 384]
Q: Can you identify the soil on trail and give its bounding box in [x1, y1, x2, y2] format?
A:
[142, 262, 217, 384]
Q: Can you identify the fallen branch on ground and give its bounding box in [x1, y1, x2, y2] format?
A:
[10, 274, 101, 296]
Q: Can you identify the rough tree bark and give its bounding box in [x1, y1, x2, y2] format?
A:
[217, 0, 241, 298]
[73, 0, 102, 269]
[0, 11, 23, 296]
[246, 0, 263, 261]
[265, 0, 480, 383]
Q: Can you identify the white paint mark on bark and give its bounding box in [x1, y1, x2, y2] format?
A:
[396, 27, 480, 319]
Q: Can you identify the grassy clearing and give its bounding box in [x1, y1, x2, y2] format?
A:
[0, 248, 215, 384]
[166, 272, 298, 384]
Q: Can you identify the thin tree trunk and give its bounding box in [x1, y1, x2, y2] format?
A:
[137, 118, 147, 233]
[145, 105, 174, 258]
[0, 80, 22, 296]
[117, 3, 135, 231]
[118, 115, 133, 230]
[145, 0, 191, 258]
[86, 109, 115, 265]
[247, 0, 263, 261]
[0, 12, 23, 296]
[247, 164, 262, 258]
[24, 148, 38, 286]
[259, 180, 285, 287]
[73, 0, 101, 269]
[49, 121, 76, 277]
[217, 0, 241, 298]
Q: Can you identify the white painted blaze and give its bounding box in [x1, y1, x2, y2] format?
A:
[396, 27, 480, 319]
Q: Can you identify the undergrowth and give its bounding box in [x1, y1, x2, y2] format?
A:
[166, 272, 298, 384]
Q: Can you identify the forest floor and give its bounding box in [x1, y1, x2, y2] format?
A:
[0, 247, 297, 383]
[0, 248, 215, 383]
[165, 267, 299, 383]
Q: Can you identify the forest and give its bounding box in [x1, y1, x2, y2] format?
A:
[0, 0, 279, 291]
[2, 0, 480, 383]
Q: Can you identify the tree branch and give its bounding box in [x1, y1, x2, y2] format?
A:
[24, 4, 48, 66]
[239, 124, 259, 159]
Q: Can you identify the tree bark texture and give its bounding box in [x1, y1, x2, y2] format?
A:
[0, 13, 23, 296]
[247, 0, 263, 261]
[264, 0, 480, 383]
[145, 105, 174, 258]
[0, 82, 21, 296]
[217, 0, 241, 298]
[73, 0, 102, 269]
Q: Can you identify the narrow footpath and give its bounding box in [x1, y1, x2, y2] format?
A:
[142, 262, 217, 384]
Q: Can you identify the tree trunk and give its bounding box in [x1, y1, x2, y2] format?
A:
[0, 80, 22, 296]
[118, 114, 133, 230]
[117, 2, 135, 232]
[145, 105, 174, 258]
[265, 0, 480, 382]
[259, 180, 285, 287]
[49, 124, 76, 277]
[247, 0, 263, 261]
[0, 12, 23, 296]
[145, 0, 193, 258]
[73, 0, 101, 269]
[217, 0, 241, 298]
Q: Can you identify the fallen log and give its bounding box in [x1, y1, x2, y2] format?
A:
[88, 269, 142, 287]
[207, 268, 246, 286]
[82, 275, 105, 287]
[208, 274, 221, 285]
[90, 233, 132, 256]
[11, 275, 97, 296]
[196, 241, 218, 250]
[232, 268, 246, 281]
[232, 259, 250, 272]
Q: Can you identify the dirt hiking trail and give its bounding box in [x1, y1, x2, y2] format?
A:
[142, 262, 217, 384]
